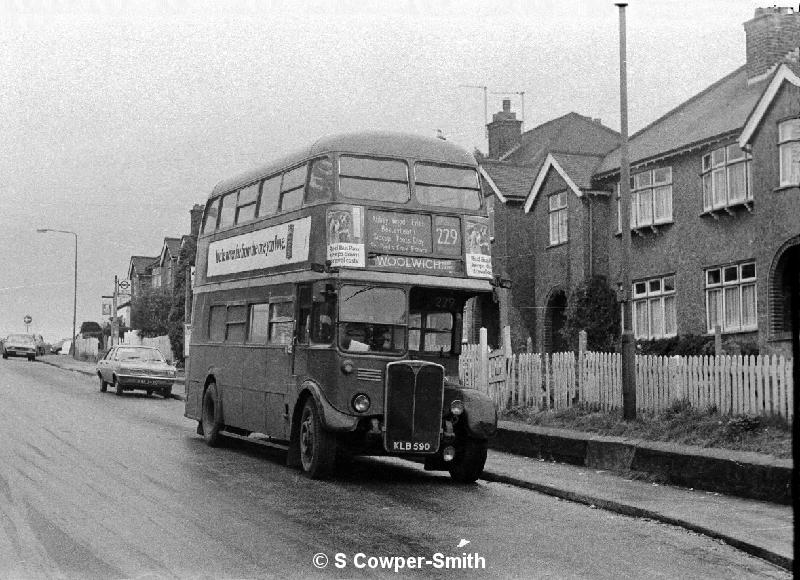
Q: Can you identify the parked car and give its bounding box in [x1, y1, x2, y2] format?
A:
[96, 345, 176, 397]
[50, 338, 70, 354]
[2, 334, 39, 361]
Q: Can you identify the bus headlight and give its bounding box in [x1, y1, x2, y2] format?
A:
[341, 359, 355, 374]
[352, 394, 370, 413]
[450, 399, 465, 416]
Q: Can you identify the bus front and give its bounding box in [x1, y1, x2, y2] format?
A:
[301, 148, 498, 481]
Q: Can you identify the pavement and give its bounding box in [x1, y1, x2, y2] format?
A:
[36, 354, 794, 572]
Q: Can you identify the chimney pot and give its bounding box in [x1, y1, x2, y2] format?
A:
[502, 99, 511, 112]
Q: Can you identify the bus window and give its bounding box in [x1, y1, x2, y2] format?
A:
[414, 163, 481, 210]
[225, 305, 247, 342]
[306, 156, 334, 204]
[236, 182, 260, 224]
[280, 164, 307, 211]
[409, 311, 454, 353]
[258, 175, 280, 217]
[219, 192, 236, 228]
[338, 285, 405, 353]
[269, 302, 294, 344]
[209, 305, 226, 341]
[248, 303, 269, 343]
[202, 198, 219, 233]
[310, 291, 335, 344]
[339, 156, 409, 203]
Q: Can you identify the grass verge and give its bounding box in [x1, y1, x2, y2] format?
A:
[502, 399, 792, 460]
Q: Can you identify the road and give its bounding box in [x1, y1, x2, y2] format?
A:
[0, 359, 790, 579]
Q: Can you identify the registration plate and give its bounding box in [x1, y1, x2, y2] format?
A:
[135, 378, 161, 386]
[389, 440, 433, 452]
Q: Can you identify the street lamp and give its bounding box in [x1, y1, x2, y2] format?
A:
[36, 228, 78, 359]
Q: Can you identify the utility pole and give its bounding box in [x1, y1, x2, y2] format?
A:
[111, 275, 119, 348]
[617, 2, 636, 420]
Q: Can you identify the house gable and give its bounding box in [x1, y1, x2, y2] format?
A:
[524, 154, 583, 213]
[739, 64, 800, 148]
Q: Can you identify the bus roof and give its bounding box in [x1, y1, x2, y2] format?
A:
[210, 131, 478, 198]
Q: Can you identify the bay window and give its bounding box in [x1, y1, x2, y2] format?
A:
[632, 275, 676, 339]
[779, 118, 800, 187]
[705, 262, 757, 333]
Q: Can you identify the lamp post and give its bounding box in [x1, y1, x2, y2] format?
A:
[36, 228, 78, 359]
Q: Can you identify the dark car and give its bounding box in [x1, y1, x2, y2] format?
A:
[50, 338, 68, 354]
[2, 334, 39, 361]
[97, 345, 176, 397]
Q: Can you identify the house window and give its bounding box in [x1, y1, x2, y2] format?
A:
[548, 191, 568, 245]
[779, 118, 800, 187]
[705, 262, 757, 333]
[630, 167, 672, 228]
[702, 144, 752, 211]
[151, 268, 161, 289]
[632, 275, 676, 339]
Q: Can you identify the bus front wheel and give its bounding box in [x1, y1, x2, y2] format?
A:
[201, 384, 224, 447]
[448, 438, 488, 484]
[298, 398, 336, 479]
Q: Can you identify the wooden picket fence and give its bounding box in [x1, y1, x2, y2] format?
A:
[459, 331, 794, 422]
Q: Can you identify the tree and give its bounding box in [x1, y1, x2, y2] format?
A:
[131, 289, 172, 338]
[560, 276, 620, 352]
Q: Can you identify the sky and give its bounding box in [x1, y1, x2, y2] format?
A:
[0, 0, 771, 341]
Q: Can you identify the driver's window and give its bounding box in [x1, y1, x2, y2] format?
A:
[409, 311, 454, 353]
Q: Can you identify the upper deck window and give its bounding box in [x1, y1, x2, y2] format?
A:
[219, 192, 236, 228]
[306, 156, 334, 204]
[202, 198, 219, 234]
[280, 164, 307, 211]
[235, 182, 260, 224]
[339, 156, 410, 203]
[414, 163, 481, 210]
[258, 175, 281, 218]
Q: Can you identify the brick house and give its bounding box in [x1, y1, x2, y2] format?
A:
[481, 6, 800, 356]
[480, 106, 621, 351]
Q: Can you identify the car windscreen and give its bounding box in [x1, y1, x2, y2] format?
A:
[7, 334, 34, 343]
[117, 348, 165, 362]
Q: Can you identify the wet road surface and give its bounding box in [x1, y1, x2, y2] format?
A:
[0, 359, 790, 579]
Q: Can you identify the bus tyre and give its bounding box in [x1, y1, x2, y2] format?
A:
[114, 378, 124, 396]
[99, 376, 107, 393]
[448, 438, 488, 484]
[201, 384, 224, 447]
[298, 398, 336, 479]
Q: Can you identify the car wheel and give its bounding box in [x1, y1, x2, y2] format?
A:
[28, 355, 35, 362]
[114, 377, 124, 396]
[162, 385, 172, 398]
[448, 438, 488, 484]
[99, 375, 107, 393]
[298, 398, 337, 479]
[146, 389, 153, 397]
[2, 352, 6, 359]
[201, 383, 224, 447]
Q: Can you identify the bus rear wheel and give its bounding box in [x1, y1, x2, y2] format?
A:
[298, 398, 336, 479]
[201, 384, 224, 447]
[448, 438, 488, 484]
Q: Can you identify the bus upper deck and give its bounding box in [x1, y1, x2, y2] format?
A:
[195, 131, 493, 289]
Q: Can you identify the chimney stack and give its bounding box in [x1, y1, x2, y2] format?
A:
[487, 99, 522, 159]
[744, 6, 800, 83]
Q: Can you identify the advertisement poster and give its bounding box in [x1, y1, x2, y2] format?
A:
[206, 216, 311, 277]
[327, 207, 365, 268]
[464, 218, 493, 279]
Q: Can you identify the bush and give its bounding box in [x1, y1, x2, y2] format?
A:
[561, 276, 620, 352]
[637, 334, 760, 356]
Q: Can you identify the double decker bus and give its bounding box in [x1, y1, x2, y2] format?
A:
[185, 131, 498, 481]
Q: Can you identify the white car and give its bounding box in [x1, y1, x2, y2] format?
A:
[97, 345, 176, 397]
